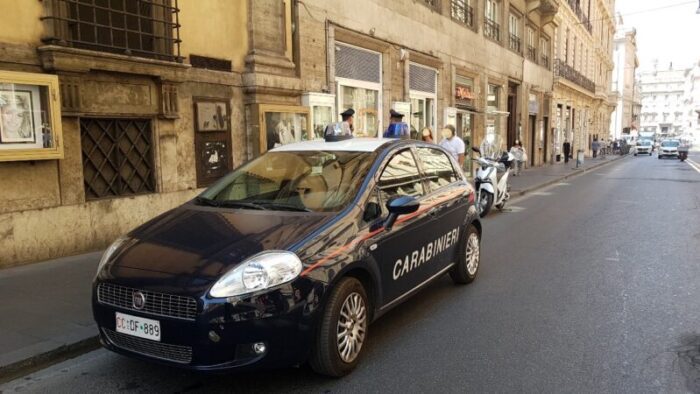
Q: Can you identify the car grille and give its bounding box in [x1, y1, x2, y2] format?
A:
[103, 328, 192, 364]
[97, 283, 197, 320]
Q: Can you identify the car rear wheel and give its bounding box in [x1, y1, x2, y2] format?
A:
[310, 277, 369, 377]
[450, 224, 481, 284]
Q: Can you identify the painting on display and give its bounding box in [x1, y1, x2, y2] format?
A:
[0, 90, 36, 143]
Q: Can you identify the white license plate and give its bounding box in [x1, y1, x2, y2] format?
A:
[115, 312, 161, 341]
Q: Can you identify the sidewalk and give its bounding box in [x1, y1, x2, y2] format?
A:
[508, 154, 625, 197]
[0, 153, 627, 381]
[0, 252, 101, 382]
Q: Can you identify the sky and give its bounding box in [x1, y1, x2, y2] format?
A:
[614, 0, 700, 71]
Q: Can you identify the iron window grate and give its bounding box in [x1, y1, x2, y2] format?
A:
[97, 283, 198, 321]
[41, 0, 182, 62]
[103, 328, 192, 364]
[81, 118, 155, 200]
[451, 0, 474, 27]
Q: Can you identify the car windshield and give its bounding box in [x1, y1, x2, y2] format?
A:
[637, 140, 651, 146]
[198, 151, 376, 212]
[661, 140, 680, 147]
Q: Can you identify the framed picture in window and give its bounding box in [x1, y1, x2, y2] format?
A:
[258, 105, 311, 153]
[195, 100, 230, 132]
[0, 70, 64, 162]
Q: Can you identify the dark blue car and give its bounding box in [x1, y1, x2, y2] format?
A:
[93, 137, 482, 377]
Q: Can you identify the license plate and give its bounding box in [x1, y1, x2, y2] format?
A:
[115, 312, 161, 341]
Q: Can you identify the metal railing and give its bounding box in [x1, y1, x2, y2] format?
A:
[450, 0, 474, 27]
[484, 18, 500, 41]
[423, 0, 440, 9]
[509, 34, 521, 52]
[527, 45, 537, 61]
[567, 0, 592, 33]
[41, 0, 182, 62]
[555, 59, 595, 92]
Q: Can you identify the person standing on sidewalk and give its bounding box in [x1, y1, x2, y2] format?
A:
[592, 138, 599, 158]
[509, 140, 525, 176]
[563, 139, 571, 164]
[439, 125, 465, 167]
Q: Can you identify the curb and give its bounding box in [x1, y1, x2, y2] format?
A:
[511, 154, 627, 198]
[0, 336, 100, 384]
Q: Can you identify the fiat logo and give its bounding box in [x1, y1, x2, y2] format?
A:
[132, 291, 146, 310]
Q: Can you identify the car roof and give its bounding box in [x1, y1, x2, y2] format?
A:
[269, 138, 395, 153]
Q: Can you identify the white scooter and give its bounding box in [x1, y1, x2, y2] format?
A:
[472, 147, 514, 218]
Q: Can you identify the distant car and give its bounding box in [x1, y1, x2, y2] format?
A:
[658, 140, 680, 159]
[634, 140, 653, 156]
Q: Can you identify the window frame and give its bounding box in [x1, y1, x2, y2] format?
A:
[415, 146, 461, 193]
[375, 148, 427, 206]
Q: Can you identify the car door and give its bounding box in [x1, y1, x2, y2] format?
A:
[365, 148, 440, 307]
[415, 146, 470, 269]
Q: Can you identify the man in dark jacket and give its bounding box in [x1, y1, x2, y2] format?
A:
[563, 139, 571, 164]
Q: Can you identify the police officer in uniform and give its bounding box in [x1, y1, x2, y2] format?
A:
[324, 108, 355, 141]
[383, 109, 409, 139]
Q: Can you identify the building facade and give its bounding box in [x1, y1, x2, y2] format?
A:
[639, 63, 689, 137]
[0, 0, 567, 267]
[682, 61, 700, 141]
[551, 0, 615, 160]
[610, 15, 640, 139]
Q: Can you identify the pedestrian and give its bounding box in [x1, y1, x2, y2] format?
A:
[599, 139, 606, 158]
[563, 139, 571, 164]
[324, 108, 354, 141]
[383, 109, 409, 139]
[613, 139, 620, 155]
[592, 138, 599, 158]
[421, 127, 434, 143]
[439, 125, 465, 166]
[509, 140, 525, 176]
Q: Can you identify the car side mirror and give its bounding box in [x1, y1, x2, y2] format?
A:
[384, 196, 420, 231]
[363, 201, 381, 223]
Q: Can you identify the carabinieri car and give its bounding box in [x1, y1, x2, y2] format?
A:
[93, 137, 482, 377]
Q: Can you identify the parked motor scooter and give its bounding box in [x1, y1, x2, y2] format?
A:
[472, 147, 515, 218]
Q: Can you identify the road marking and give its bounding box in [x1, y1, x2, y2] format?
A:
[605, 250, 621, 262]
[687, 159, 700, 174]
[530, 191, 553, 196]
[502, 205, 526, 213]
[555, 182, 571, 186]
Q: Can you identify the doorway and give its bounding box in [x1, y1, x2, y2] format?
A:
[543, 116, 549, 163]
[456, 111, 474, 177]
[507, 84, 518, 150]
[529, 115, 537, 167]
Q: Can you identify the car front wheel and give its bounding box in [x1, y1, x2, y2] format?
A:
[310, 277, 369, 377]
[450, 224, 481, 284]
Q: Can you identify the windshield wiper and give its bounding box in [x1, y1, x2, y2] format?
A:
[217, 200, 267, 210]
[194, 196, 219, 207]
[249, 200, 312, 212]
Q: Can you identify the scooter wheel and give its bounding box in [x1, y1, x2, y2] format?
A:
[478, 192, 493, 218]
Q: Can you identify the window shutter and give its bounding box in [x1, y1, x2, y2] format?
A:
[409, 63, 437, 94]
[335, 44, 381, 83]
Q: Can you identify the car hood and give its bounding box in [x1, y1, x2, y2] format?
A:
[111, 205, 333, 279]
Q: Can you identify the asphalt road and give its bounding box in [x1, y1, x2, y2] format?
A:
[3, 151, 700, 394]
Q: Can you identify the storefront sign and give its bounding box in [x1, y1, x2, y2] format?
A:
[455, 76, 475, 108]
[444, 107, 457, 128]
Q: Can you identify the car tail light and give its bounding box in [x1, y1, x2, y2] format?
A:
[468, 191, 475, 205]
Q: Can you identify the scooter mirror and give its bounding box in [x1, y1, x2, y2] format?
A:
[471, 146, 481, 153]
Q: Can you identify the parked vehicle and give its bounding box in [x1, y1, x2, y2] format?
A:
[634, 140, 653, 156]
[92, 137, 482, 377]
[658, 140, 681, 159]
[472, 147, 514, 218]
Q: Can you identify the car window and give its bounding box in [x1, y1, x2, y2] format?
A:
[416, 147, 458, 191]
[199, 151, 375, 212]
[377, 149, 425, 203]
[661, 140, 679, 147]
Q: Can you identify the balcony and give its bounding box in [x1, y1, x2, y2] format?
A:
[451, 1, 474, 28]
[484, 18, 500, 42]
[555, 59, 595, 93]
[567, 0, 592, 33]
[526, 0, 559, 25]
[527, 46, 537, 62]
[509, 34, 521, 53]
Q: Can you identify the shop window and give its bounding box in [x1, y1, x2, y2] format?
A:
[335, 43, 382, 137]
[81, 118, 155, 199]
[42, 0, 181, 62]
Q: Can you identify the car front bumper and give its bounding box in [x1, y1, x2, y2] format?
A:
[92, 280, 320, 372]
[659, 150, 678, 156]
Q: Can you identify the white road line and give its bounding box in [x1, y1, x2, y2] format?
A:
[687, 159, 700, 174]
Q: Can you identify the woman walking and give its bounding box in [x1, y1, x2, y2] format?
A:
[509, 140, 526, 176]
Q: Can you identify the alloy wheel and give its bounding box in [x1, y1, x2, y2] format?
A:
[336, 292, 367, 363]
[465, 232, 480, 275]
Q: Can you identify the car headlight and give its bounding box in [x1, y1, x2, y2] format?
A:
[209, 251, 302, 298]
[96, 236, 130, 275]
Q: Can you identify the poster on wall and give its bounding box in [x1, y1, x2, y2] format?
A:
[195, 101, 229, 131]
[0, 90, 36, 143]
